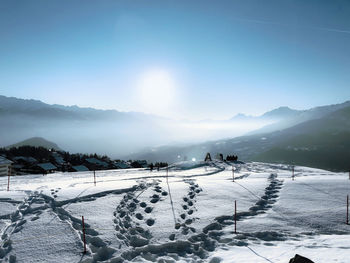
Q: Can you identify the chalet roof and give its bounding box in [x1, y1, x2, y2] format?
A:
[114, 161, 131, 169]
[136, 160, 147, 165]
[54, 156, 65, 165]
[13, 156, 37, 163]
[0, 156, 13, 165]
[72, 165, 89, 172]
[37, 163, 57, 171]
[85, 158, 108, 167]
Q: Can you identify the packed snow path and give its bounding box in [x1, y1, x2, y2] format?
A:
[0, 161, 349, 262]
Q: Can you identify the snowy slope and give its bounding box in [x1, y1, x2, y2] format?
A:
[0, 162, 349, 262]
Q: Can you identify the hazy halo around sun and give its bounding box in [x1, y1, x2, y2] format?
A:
[136, 69, 177, 116]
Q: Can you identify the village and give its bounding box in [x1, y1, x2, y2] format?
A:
[0, 145, 240, 178]
[0, 146, 153, 176]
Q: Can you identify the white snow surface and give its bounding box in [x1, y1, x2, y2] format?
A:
[0, 161, 349, 262]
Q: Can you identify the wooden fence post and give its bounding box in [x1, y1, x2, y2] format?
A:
[7, 166, 11, 191]
[232, 165, 235, 182]
[234, 200, 237, 233]
[347, 195, 349, 225]
[82, 216, 87, 253]
[93, 170, 96, 186]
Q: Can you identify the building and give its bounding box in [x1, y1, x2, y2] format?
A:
[52, 152, 65, 167]
[10, 156, 38, 174]
[13, 156, 38, 166]
[114, 161, 131, 169]
[84, 158, 109, 170]
[35, 163, 57, 174]
[71, 165, 90, 172]
[132, 160, 148, 168]
[0, 156, 13, 177]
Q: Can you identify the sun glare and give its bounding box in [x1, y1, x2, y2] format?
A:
[137, 70, 176, 115]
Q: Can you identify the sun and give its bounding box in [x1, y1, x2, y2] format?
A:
[137, 70, 176, 115]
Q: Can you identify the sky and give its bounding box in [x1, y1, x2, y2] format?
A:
[0, 0, 350, 120]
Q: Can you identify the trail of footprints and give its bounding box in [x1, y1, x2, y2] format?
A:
[1, 189, 120, 262]
[113, 179, 205, 247]
[0, 191, 48, 262]
[215, 173, 283, 226]
[113, 180, 170, 248]
[174, 180, 203, 237]
[168, 173, 286, 260]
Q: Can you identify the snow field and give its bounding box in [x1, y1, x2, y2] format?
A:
[0, 161, 349, 262]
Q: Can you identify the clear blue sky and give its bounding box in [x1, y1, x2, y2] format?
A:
[1, 0, 349, 120]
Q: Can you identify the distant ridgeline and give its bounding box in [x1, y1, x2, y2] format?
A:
[1, 95, 350, 172]
[5, 137, 61, 151]
[0, 145, 156, 175]
[253, 106, 350, 172]
[126, 104, 350, 172]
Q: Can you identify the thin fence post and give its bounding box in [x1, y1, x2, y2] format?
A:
[165, 166, 169, 187]
[292, 166, 295, 180]
[93, 170, 96, 186]
[7, 166, 11, 191]
[232, 165, 235, 182]
[346, 195, 349, 225]
[234, 200, 237, 233]
[165, 165, 177, 226]
[82, 216, 87, 254]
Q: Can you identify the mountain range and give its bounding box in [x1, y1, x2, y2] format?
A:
[126, 102, 350, 171]
[0, 95, 168, 156]
[1, 95, 349, 171]
[0, 95, 300, 155]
